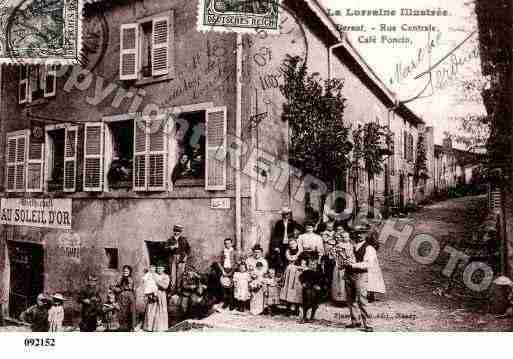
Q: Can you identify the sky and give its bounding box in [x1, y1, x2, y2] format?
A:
[317, 0, 486, 147]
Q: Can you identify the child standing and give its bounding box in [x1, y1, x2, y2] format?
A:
[249, 262, 266, 315]
[103, 289, 121, 332]
[263, 268, 280, 316]
[48, 293, 65, 332]
[233, 262, 251, 312]
[299, 256, 324, 323]
[220, 238, 236, 310]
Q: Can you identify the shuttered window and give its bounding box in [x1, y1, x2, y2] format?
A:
[120, 11, 174, 81]
[6, 131, 28, 192]
[63, 126, 78, 192]
[19, 66, 29, 104]
[120, 23, 139, 80]
[83, 123, 104, 191]
[26, 133, 44, 192]
[43, 65, 57, 97]
[132, 117, 167, 191]
[151, 16, 170, 76]
[205, 106, 227, 191]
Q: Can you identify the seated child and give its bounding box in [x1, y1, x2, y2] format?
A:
[233, 262, 251, 312]
[263, 268, 280, 316]
[299, 255, 324, 323]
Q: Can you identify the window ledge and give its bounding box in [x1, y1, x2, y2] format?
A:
[26, 98, 51, 107]
[134, 74, 173, 87]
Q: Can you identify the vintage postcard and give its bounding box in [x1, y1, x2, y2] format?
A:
[0, 0, 511, 350]
[0, 0, 81, 64]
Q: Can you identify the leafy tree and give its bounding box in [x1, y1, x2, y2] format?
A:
[413, 133, 429, 198]
[352, 122, 391, 217]
[280, 55, 352, 206]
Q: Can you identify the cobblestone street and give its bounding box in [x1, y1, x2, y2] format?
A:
[182, 195, 513, 332]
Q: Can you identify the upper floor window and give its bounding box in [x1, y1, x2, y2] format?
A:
[119, 10, 175, 81]
[19, 65, 56, 104]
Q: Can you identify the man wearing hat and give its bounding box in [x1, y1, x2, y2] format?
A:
[166, 224, 191, 293]
[269, 207, 299, 273]
[345, 225, 375, 332]
[20, 293, 50, 332]
[78, 275, 102, 332]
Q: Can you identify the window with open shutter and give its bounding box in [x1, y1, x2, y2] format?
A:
[152, 16, 170, 76]
[6, 131, 27, 192]
[43, 65, 56, 97]
[205, 106, 227, 191]
[148, 118, 167, 190]
[19, 66, 29, 104]
[63, 126, 78, 192]
[120, 24, 139, 80]
[26, 133, 44, 192]
[84, 123, 104, 191]
[403, 131, 407, 160]
[133, 118, 147, 190]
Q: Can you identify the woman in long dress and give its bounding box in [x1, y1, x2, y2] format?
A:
[280, 239, 304, 316]
[112, 265, 136, 331]
[143, 264, 170, 331]
[331, 230, 354, 303]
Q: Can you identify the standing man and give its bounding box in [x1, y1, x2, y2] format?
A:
[78, 275, 102, 332]
[20, 293, 50, 332]
[166, 224, 191, 293]
[269, 207, 298, 273]
[345, 226, 375, 332]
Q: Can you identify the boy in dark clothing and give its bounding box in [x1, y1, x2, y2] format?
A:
[299, 255, 324, 323]
[20, 293, 50, 332]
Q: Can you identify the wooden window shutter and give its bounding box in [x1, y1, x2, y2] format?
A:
[133, 118, 148, 190]
[19, 66, 29, 104]
[83, 123, 104, 191]
[403, 130, 407, 160]
[6, 136, 17, 191]
[205, 106, 227, 191]
[26, 133, 44, 192]
[147, 118, 167, 191]
[15, 135, 27, 191]
[151, 15, 170, 76]
[63, 126, 78, 192]
[43, 65, 57, 97]
[120, 23, 139, 80]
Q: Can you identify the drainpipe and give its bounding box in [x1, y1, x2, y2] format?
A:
[235, 33, 243, 252]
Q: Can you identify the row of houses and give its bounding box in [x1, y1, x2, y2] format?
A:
[0, 0, 481, 320]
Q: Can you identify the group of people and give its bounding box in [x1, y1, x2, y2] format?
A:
[20, 209, 385, 332]
[211, 207, 385, 330]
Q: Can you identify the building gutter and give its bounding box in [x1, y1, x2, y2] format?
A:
[235, 33, 243, 252]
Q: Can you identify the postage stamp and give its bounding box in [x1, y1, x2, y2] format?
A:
[0, 0, 82, 64]
[197, 0, 280, 33]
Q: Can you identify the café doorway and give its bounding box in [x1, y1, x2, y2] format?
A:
[145, 241, 169, 273]
[7, 242, 44, 319]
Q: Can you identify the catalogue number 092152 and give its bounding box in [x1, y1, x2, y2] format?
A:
[24, 338, 56, 347]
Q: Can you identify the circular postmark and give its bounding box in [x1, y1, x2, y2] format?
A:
[5, 0, 67, 62]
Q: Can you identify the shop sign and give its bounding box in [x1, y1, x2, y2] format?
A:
[0, 198, 72, 229]
[210, 198, 230, 209]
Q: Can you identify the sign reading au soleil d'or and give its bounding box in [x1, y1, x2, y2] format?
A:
[0, 198, 72, 229]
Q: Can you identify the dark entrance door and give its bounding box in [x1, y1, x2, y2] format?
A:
[145, 241, 169, 273]
[8, 242, 44, 319]
[399, 173, 405, 210]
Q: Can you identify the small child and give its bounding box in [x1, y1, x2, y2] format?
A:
[233, 262, 251, 312]
[103, 289, 121, 332]
[249, 262, 266, 315]
[142, 265, 158, 303]
[220, 238, 236, 310]
[263, 268, 280, 316]
[280, 253, 307, 317]
[48, 293, 65, 332]
[299, 257, 324, 323]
